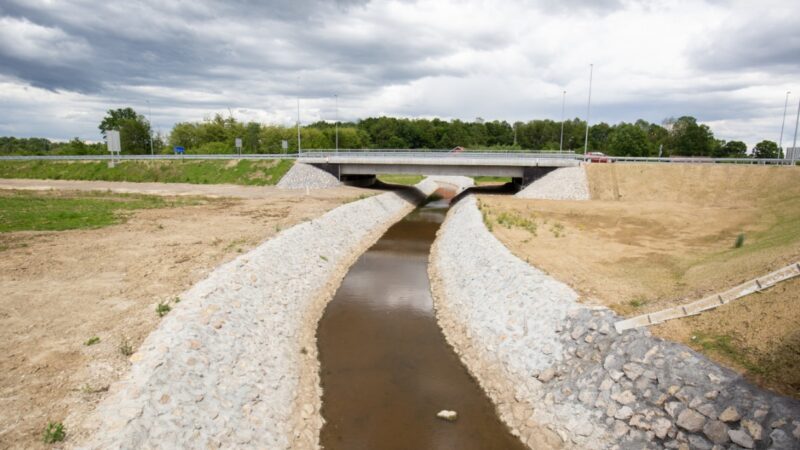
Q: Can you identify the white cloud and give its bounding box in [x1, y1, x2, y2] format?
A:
[0, 0, 797, 147]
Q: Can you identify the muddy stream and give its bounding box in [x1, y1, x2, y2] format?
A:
[317, 196, 526, 449]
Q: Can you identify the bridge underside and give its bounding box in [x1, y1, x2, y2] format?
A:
[310, 162, 556, 187]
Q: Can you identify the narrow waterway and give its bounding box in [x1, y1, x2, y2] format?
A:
[317, 196, 526, 450]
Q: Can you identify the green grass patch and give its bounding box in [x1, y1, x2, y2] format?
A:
[692, 332, 765, 375]
[0, 191, 202, 232]
[156, 301, 171, 317]
[0, 159, 294, 186]
[377, 174, 424, 185]
[473, 176, 512, 185]
[84, 336, 100, 346]
[42, 422, 65, 444]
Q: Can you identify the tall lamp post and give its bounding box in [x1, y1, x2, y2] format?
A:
[792, 95, 800, 165]
[779, 91, 791, 157]
[559, 90, 566, 152]
[296, 82, 301, 155]
[583, 64, 594, 155]
[335, 94, 339, 153]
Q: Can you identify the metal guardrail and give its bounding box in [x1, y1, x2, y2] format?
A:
[0, 154, 296, 161]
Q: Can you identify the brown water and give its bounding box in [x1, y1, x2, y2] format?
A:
[317, 198, 526, 450]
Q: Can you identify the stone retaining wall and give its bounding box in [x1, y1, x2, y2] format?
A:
[429, 195, 800, 450]
[77, 180, 438, 449]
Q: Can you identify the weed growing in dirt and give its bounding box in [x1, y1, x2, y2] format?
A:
[550, 222, 565, 238]
[80, 384, 109, 394]
[478, 200, 494, 231]
[495, 211, 537, 235]
[734, 233, 745, 248]
[42, 422, 65, 443]
[156, 302, 171, 317]
[173, 297, 180, 303]
[319, 255, 328, 262]
[84, 336, 100, 346]
[119, 338, 133, 357]
[628, 297, 648, 308]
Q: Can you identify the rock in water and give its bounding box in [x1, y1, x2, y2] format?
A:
[437, 410, 458, 422]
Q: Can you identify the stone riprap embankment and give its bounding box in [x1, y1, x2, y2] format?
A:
[77, 180, 439, 449]
[277, 162, 341, 189]
[515, 166, 589, 200]
[429, 195, 800, 450]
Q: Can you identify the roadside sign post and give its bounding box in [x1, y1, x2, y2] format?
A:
[235, 137, 242, 156]
[106, 130, 121, 168]
[281, 140, 288, 154]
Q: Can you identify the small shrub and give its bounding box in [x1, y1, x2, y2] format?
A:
[119, 338, 133, 357]
[173, 297, 180, 304]
[156, 302, 171, 317]
[734, 233, 745, 248]
[42, 422, 65, 444]
[84, 336, 100, 346]
[319, 255, 328, 262]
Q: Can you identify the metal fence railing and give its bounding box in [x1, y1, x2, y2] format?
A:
[0, 151, 793, 165]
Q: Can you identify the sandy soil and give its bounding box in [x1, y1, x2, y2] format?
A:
[0, 180, 366, 449]
[479, 164, 800, 396]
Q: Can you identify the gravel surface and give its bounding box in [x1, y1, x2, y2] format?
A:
[78, 179, 438, 449]
[277, 163, 341, 189]
[430, 195, 800, 450]
[515, 166, 590, 200]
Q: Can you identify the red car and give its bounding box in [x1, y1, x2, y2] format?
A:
[586, 152, 610, 163]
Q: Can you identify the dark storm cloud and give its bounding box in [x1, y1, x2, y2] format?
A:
[0, 0, 472, 97]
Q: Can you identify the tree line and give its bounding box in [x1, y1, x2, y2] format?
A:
[0, 107, 785, 158]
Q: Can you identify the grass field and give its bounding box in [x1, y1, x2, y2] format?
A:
[0, 159, 294, 186]
[0, 190, 202, 232]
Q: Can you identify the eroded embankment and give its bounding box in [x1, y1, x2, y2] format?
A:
[429, 195, 800, 450]
[77, 180, 438, 449]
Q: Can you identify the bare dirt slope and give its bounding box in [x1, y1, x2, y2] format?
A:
[480, 164, 800, 397]
[0, 181, 365, 449]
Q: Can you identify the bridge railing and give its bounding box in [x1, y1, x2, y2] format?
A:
[0, 154, 296, 161]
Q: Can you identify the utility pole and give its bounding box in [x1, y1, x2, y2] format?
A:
[560, 90, 566, 152]
[335, 94, 339, 153]
[779, 91, 791, 157]
[792, 95, 800, 165]
[147, 99, 154, 156]
[584, 64, 594, 155]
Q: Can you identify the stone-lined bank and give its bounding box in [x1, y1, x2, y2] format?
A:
[429, 195, 800, 450]
[76, 180, 438, 449]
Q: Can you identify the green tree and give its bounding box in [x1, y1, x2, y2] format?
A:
[752, 140, 780, 159]
[715, 140, 747, 157]
[98, 107, 152, 154]
[607, 123, 650, 156]
[666, 116, 715, 156]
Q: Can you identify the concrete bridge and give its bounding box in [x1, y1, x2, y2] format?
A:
[299, 151, 580, 186]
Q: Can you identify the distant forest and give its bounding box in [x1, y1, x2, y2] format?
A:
[0, 109, 784, 159]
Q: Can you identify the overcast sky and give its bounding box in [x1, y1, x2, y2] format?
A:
[0, 0, 797, 147]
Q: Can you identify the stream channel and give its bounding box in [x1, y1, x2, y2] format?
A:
[317, 194, 526, 449]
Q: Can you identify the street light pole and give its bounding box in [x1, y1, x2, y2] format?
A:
[792, 95, 800, 165]
[335, 94, 339, 153]
[583, 64, 593, 155]
[147, 100, 154, 156]
[560, 90, 566, 152]
[779, 91, 790, 157]
[296, 90, 301, 155]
